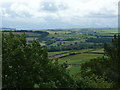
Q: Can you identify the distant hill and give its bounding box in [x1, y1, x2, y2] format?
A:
[0, 27, 16, 30]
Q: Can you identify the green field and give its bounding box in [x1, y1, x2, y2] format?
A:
[48, 50, 70, 56]
[67, 66, 81, 75]
[56, 48, 104, 75]
[58, 53, 103, 64]
[48, 48, 104, 75]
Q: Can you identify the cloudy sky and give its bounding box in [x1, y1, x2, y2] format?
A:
[0, 0, 119, 30]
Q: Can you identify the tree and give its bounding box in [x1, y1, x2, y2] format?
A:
[104, 35, 120, 87]
[79, 35, 120, 88]
[0, 31, 2, 89]
[75, 42, 77, 45]
[2, 32, 75, 88]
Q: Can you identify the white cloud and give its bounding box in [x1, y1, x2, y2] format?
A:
[0, 0, 119, 29]
[1, 0, 118, 18]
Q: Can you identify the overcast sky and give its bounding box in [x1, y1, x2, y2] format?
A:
[0, 0, 119, 30]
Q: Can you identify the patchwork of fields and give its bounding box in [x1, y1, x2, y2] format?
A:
[48, 48, 104, 75]
[3, 28, 118, 75]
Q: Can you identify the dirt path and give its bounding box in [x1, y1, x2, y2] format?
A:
[66, 65, 73, 69]
[48, 54, 66, 59]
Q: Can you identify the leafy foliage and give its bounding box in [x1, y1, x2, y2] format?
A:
[79, 34, 120, 88]
[2, 32, 75, 88]
[75, 74, 113, 88]
[2, 31, 119, 88]
[104, 35, 120, 87]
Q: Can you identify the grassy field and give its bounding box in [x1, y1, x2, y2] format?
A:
[48, 50, 70, 56]
[48, 49, 94, 57]
[55, 48, 104, 75]
[67, 66, 81, 75]
[58, 53, 103, 64]
[91, 48, 104, 53]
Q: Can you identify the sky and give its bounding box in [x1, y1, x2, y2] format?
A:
[0, 0, 119, 30]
